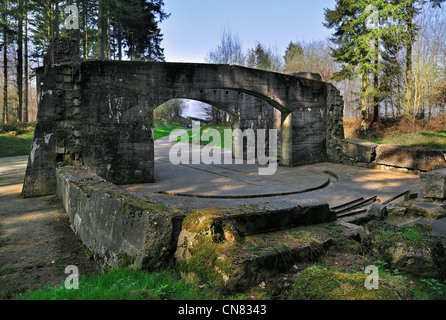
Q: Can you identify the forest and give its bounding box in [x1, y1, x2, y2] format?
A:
[0, 0, 168, 124]
[1, 0, 446, 135]
[203, 1, 446, 132]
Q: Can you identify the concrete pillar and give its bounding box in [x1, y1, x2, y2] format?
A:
[281, 112, 293, 166]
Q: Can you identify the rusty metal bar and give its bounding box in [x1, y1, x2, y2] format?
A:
[337, 209, 368, 218]
[381, 190, 410, 205]
[334, 195, 377, 215]
[331, 197, 364, 211]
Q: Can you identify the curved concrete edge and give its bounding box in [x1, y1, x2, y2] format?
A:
[157, 176, 331, 199]
[56, 164, 336, 271]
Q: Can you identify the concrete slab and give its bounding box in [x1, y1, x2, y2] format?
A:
[123, 136, 422, 211]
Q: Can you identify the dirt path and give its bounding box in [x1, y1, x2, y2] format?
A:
[0, 156, 101, 299]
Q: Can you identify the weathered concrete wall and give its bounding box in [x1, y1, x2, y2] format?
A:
[340, 139, 446, 172]
[326, 83, 345, 163]
[375, 145, 446, 172]
[56, 165, 186, 271]
[22, 38, 81, 197]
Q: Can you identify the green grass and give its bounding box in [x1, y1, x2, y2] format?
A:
[178, 124, 232, 149]
[15, 268, 222, 300]
[153, 119, 185, 141]
[366, 131, 446, 150]
[0, 132, 34, 158]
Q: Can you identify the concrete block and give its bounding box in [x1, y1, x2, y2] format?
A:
[342, 139, 378, 163]
[367, 204, 388, 220]
[420, 168, 446, 199]
[376, 145, 446, 171]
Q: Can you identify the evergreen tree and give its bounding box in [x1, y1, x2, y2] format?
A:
[283, 41, 304, 74]
[325, 0, 373, 129]
[248, 43, 272, 71]
[108, 0, 169, 61]
[324, 0, 405, 128]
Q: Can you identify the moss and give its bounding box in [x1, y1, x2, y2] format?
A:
[292, 267, 407, 300]
[371, 222, 430, 248]
[181, 209, 223, 234]
[123, 198, 176, 215]
[104, 249, 111, 261]
[401, 226, 426, 246]
[117, 252, 136, 269]
[180, 234, 232, 286]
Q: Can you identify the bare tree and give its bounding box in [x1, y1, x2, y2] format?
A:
[206, 27, 245, 66]
[411, 5, 446, 120]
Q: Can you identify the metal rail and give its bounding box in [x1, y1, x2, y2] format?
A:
[334, 195, 377, 215]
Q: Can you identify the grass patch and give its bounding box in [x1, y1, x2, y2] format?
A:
[0, 266, 20, 276]
[153, 119, 185, 141]
[177, 124, 232, 149]
[15, 268, 222, 300]
[365, 131, 446, 150]
[0, 132, 34, 158]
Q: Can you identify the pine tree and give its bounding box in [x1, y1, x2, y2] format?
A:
[324, 0, 375, 129]
[248, 43, 272, 71]
[1, 0, 12, 124]
[283, 41, 304, 74]
[107, 0, 169, 61]
[324, 0, 406, 129]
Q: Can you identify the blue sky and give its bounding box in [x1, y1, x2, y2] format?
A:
[160, 0, 337, 63]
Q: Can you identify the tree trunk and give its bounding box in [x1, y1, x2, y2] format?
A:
[97, 0, 107, 60]
[24, 0, 28, 123]
[372, 37, 379, 123]
[16, 0, 23, 123]
[81, 1, 88, 60]
[2, 23, 7, 124]
[404, 4, 414, 117]
[360, 71, 369, 131]
[118, 23, 122, 61]
[54, 1, 59, 38]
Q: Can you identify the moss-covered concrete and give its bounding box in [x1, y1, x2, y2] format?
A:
[292, 267, 410, 300]
[175, 208, 361, 292]
[363, 220, 446, 279]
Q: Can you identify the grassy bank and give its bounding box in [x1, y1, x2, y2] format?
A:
[344, 117, 446, 150]
[15, 268, 222, 300]
[0, 124, 35, 158]
[366, 131, 446, 150]
[153, 119, 186, 141]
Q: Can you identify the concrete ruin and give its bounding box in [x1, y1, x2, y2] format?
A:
[16, 37, 446, 292]
[22, 37, 345, 198]
[21, 37, 349, 280]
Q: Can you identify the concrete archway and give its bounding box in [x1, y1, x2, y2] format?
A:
[22, 38, 345, 198]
